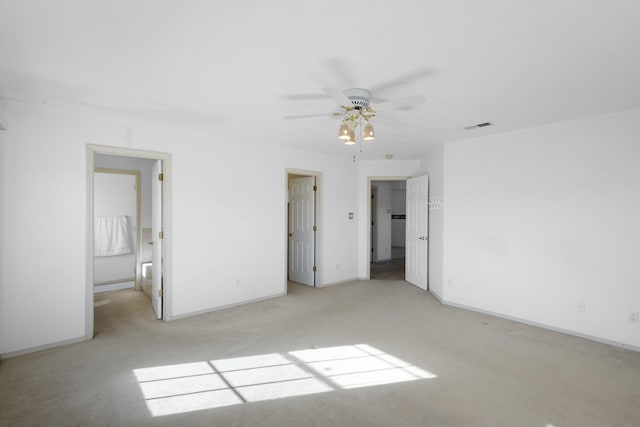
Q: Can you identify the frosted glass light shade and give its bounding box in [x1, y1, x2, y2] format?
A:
[362, 123, 375, 140]
[338, 123, 350, 139]
[344, 129, 356, 145]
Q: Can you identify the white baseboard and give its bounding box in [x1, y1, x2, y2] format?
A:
[1, 335, 87, 359]
[428, 288, 444, 302]
[94, 280, 135, 293]
[440, 299, 640, 353]
[171, 291, 287, 321]
[318, 277, 360, 288]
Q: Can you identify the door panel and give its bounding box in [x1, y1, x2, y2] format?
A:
[289, 176, 315, 286]
[405, 175, 429, 290]
[371, 187, 377, 262]
[151, 160, 163, 318]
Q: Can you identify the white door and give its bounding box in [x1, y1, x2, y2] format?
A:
[151, 160, 163, 318]
[289, 176, 315, 286]
[405, 175, 429, 290]
[371, 186, 378, 262]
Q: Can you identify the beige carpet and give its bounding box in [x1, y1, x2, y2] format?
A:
[1, 280, 640, 426]
[370, 257, 405, 280]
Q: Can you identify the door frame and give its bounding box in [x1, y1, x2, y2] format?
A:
[365, 176, 410, 280]
[285, 169, 323, 292]
[86, 144, 172, 339]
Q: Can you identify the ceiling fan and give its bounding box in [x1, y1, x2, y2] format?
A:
[283, 86, 426, 145]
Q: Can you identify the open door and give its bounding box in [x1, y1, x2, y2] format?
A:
[151, 160, 163, 318]
[371, 186, 377, 261]
[405, 175, 429, 290]
[289, 176, 316, 286]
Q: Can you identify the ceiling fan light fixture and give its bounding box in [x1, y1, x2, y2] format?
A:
[338, 123, 350, 139]
[362, 123, 375, 140]
[344, 129, 356, 145]
[287, 84, 424, 153]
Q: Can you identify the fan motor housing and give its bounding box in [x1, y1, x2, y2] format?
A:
[343, 88, 371, 108]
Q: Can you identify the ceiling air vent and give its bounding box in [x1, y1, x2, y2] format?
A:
[464, 122, 493, 130]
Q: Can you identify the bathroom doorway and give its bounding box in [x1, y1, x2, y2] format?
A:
[86, 145, 171, 339]
[93, 167, 141, 293]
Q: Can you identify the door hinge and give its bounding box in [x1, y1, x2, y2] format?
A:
[158, 173, 164, 181]
[159, 289, 163, 297]
[313, 185, 317, 191]
[313, 225, 317, 232]
[312, 266, 317, 272]
[159, 231, 164, 239]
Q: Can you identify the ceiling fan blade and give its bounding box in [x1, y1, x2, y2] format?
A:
[281, 93, 329, 101]
[375, 95, 426, 111]
[368, 68, 433, 93]
[372, 115, 408, 128]
[321, 87, 353, 108]
[322, 57, 356, 88]
[283, 113, 337, 120]
[370, 96, 389, 103]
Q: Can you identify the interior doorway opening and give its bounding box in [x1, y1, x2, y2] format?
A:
[93, 162, 144, 295]
[87, 145, 171, 340]
[370, 180, 407, 280]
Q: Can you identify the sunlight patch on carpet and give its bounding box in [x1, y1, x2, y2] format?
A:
[133, 344, 436, 416]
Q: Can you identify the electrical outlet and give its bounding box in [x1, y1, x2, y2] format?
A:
[577, 302, 586, 312]
[630, 312, 639, 324]
[447, 279, 453, 287]
[236, 279, 241, 288]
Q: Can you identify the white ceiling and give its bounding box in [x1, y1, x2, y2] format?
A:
[1, 1, 639, 160]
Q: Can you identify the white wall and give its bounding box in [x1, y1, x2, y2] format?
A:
[0, 122, 5, 353]
[0, 101, 6, 130]
[443, 109, 640, 348]
[0, 101, 359, 355]
[357, 160, 421, 278]
[95, 155, 154, 229]
[419, 144, 444, 299]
